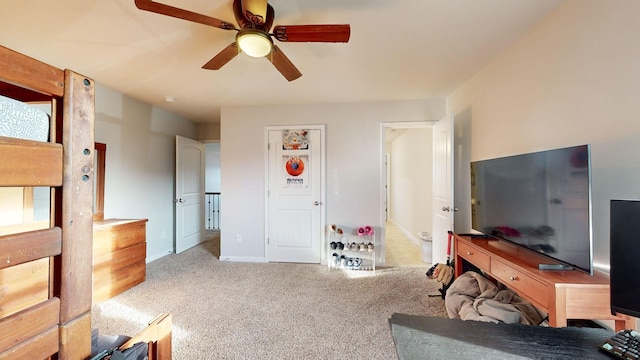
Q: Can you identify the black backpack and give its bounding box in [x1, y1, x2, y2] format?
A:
[89, 342, 148, 360]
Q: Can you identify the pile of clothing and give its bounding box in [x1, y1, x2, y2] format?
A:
[444, 271, 545, 325]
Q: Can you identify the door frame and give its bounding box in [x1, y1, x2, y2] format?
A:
[264, 124, 326, 263]
[380, 121, 436, 265]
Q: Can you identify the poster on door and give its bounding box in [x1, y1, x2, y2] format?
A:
[282, 130, 309, 150]
[282, 155, 309, 189]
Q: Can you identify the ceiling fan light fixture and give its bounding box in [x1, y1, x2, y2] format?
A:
[237, 29, 273, 57]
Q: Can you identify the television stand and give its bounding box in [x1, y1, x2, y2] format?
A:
[454, 234, 635, 331]
[538, 263, 573, 271]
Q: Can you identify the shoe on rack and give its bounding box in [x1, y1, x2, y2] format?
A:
[364, 225, 374, 235]
[359, 242, 366, 251]
[367, 242, 374, 251]
[331, 253, 340, 267]
[350, 243, 359, 251]
[337, 242, 344, 250]
[340, 255, 347, 268]
[346, 257, 354, 268]
[353, 257, 362, 269]
[330, 241, 337, 250]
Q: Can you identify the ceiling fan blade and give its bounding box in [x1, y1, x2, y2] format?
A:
[135, 0, 237, 30]
[272, 25, 350, 43]
[241, 0, 267, 25]
[267, 46, 302, 81]
[202, 43, 240, 70]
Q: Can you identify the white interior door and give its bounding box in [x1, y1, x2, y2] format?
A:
[175, 135, 205, 254]
[432, 113, 454, 264]
[266, 127, 324, 263]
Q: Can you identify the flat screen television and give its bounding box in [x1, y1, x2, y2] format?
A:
[610, 199, 640, 318]
[470, 144, 593, 275]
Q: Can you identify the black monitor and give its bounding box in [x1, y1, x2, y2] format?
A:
[610, 199, 640, 318]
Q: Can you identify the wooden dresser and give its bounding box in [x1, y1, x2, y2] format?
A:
[453, 234, 634, 330]
[93, 218, 148, 303]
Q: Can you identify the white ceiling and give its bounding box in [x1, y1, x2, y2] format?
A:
[1, 0, 563, 123]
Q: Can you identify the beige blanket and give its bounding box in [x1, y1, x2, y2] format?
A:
[444, 271, 544, 325]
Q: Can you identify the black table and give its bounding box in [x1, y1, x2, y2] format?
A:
[389, 314, 615, 360]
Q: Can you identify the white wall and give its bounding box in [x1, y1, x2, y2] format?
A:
[95, 84, 198, 262]
[388, 127, 433, 243]
[220, 99, 445, 262]
[205, 143, 221, 192]
[448, 0, 640, 272]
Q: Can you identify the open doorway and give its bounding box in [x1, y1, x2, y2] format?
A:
[382, 123, 434, 267]
[204, 141, 221, 257]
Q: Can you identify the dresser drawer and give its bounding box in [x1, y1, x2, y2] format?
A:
[491, 258, 549, 309]
[93, 220, 147, 255]
[457, 240, 491, 270]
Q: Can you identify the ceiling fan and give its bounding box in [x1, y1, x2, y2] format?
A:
[134, 0, 351, 81]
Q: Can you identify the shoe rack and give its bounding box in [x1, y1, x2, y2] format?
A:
[327, 225, 375, 271]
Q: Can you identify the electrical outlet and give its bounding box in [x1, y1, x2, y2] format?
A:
[235, 234, 242, 243]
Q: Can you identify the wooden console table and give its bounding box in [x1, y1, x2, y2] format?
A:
[453, 234, 634, 331]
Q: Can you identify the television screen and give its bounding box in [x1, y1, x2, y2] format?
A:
[610, 199, 640, 318]
[470, 144, 593, 275]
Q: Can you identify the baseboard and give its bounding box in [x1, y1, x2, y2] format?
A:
[390, 221, 421, 247]
[219, 256, 269, 263]
[146, 250, 173, 263]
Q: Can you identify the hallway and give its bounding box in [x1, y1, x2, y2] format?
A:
[384, 222, 428, 268]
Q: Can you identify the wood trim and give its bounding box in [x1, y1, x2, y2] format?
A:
[0, 45, 64, 98]
[93, 142, 106, 222]
[0, 326, 58, 360]
[58, 312, 92, 360]
[0, 227, 61, 270]
[0, 138, 63, 186]
[120, 313, 173, 360]
[0, 298, 60, 353]
[56, 70, 94, 325]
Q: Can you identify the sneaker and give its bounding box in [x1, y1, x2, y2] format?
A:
[346, 257, 354, 268]
[350, 243, 359, 251]
[359, 242, 366, 251]
[367, 242, 374, 251]
[340, 255, 347, 268]
[353, 257, 362, 269]
[337, 242, 344, 250]
[331, 253, 340, 267]
[330, 241, 337, 250]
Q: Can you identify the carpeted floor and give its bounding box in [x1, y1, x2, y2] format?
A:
[91, 237, 448, 359]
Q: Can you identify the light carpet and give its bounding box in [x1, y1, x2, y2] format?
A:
[91, 239, 448, 359]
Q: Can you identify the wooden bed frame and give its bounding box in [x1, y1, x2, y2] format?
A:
[0, 45, 171, 359]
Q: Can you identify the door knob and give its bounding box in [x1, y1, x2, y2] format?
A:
[313, 201, 322, 206]
[441, 206, 459, 212]
[175, 198, 184, 203]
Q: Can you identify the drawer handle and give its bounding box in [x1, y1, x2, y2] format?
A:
[466, 251, 473, 255]
[509, 276, 519, 281]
